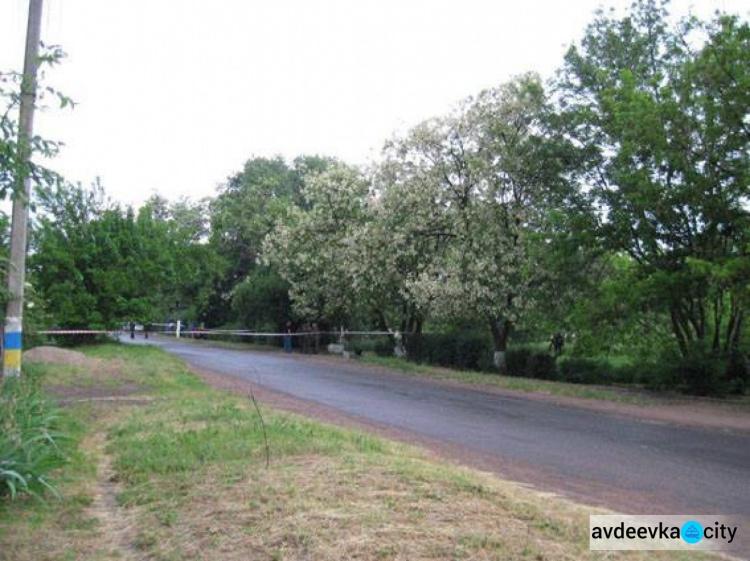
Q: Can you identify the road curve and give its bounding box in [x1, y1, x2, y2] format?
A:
[125, 336, 750, 524]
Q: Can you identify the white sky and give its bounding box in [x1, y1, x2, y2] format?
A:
[1, 0, 746, 207]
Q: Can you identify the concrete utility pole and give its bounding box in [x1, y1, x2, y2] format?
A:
[3, 0, 44, 379]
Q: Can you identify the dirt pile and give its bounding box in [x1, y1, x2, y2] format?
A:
[24, 346, 91, 366]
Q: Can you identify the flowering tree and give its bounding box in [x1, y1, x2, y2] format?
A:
[263, 163, 371, 325]
[264, 77, 578, 367]
[378, 74, 574, 370]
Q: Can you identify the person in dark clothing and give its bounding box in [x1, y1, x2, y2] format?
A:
[283, 322, 293, 353]
[130, 321, 135, 340]
[549, 332, 564, 358]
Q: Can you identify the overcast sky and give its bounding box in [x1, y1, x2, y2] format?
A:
[0, 0, 746, 207]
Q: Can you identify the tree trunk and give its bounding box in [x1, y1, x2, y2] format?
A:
[376, 310, 388, 331]
[725, 303, 743, 353]
[404, 309, 423, 335]
[670, 306, 689, 356]
[489, 318, 511, 374]
[712, 295, 723, 354]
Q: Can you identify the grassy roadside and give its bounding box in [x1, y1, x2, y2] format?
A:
[0, 344, 721, 560]
[359, 355, 750, 410]
[359, 354, 657, 404]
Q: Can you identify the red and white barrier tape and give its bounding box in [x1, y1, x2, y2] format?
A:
[36, 330, 120, 335]
[35, 328, 397, 338]
[167, 330, 394, 338]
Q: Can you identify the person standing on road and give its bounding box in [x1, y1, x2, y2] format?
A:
[284, 321, 293, 354]
[130, 321, 135, 339]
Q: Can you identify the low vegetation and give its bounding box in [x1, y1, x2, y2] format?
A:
[0, 343, 725, 560]
[0, 367, 70, 501]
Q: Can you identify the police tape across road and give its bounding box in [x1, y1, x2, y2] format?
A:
[36, 330, 122, 335]
[156, 329, 396, 337]
[34, 328, 397, 338]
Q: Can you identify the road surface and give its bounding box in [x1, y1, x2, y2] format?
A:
[124, 336, 750, 529]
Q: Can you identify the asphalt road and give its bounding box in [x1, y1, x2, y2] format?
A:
[125, 336, 750, 525]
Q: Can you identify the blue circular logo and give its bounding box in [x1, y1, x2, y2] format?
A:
[681, 521, 704, 544]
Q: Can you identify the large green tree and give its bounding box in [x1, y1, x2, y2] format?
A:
[557, 0, 750, 357]
[208, 155, 333, 325]
[31, 183, 173, 328]
[139, 195, 223, 323]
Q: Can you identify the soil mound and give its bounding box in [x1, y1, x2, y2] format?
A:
[24, 346, 90, 366]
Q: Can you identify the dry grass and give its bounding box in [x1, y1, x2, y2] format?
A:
[117, 435, 720, 561]
[0, 344, 724, 561]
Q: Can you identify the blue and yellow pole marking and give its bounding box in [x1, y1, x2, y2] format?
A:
[4, 316, 23, 377]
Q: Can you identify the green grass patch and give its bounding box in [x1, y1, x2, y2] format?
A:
[361, 354, 652, 404]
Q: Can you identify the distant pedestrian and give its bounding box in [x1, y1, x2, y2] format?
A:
[129, 321, 135, 340]
[283, 322, 293, 354]
[549, 332, 564, 358]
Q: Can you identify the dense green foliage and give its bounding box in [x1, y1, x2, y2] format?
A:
[558, 1, 750, 360]
[30, 186, 223, 330]
[402, 331, 493, 372]
[208, 155, 334, 325]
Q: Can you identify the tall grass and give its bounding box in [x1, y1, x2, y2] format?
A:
[0, 370, 67, 501]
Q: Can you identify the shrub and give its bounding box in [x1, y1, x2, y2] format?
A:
[454, 332, 491, 371]
[402, 331, 492, 371]
[0, 370, 67, 501]
[526, 352, 557, 380]
[608, 363, 639, 385]
[373, 338, 394, 357]
[676, 353, 727, 396]
[558, 358, 611, 385]
[350, 338, 392, 356]
[506, 348, 533, 377]
[506, 348, 557, 380]
[645, 347, 732, 396]
[725, 350, 749, 395]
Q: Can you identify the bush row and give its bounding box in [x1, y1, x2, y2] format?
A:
[390, 334, 749, 396]
[402, 332, 493, 371]
[503, 349, 748, 395]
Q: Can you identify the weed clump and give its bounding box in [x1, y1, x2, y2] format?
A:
[0, 370, 67, 501]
